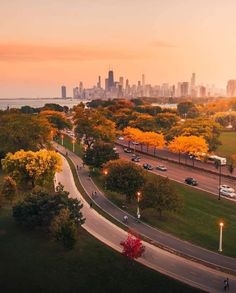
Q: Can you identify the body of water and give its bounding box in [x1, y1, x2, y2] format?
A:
[152, 103, 177, 109]
[0, 98, 89, 110]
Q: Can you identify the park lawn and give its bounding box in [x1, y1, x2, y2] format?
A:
[217, 131, 236, 158]
[0, 207, 201, 293]
[93, 172, 236, 258]
[54, 134, 84, 157]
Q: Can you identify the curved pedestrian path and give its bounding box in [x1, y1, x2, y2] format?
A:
[56, 153, 236, 293]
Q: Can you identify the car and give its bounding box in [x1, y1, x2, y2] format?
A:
[143, 163, 153, 170]
[156, 165, 167, 171]
[132, 141, 140, 145]
[219, 185, 235, 193]
[132, 154, 141, 158]
[185, 177, 198, 186]
[131, 157, 140, 162]
[118, 136, 124, 140]
[220, 189, 236, 198]
[124, 148, 132, 153]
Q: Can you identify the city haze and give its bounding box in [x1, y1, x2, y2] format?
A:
[1, 0, 236, 97]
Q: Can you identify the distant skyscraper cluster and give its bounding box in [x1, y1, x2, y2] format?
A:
[60, 70, 227, 100]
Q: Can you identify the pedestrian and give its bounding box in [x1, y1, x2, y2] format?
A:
[90, 202, 93, 208]
[76, 165, 78, 170]
[123, 215, 128, 223]
[224, 278, 229, 291]
[94, 191, 97, 197]
[91, 191, 94, 197]
[66, 152, 68, 156]
[137, 212, 141, 223]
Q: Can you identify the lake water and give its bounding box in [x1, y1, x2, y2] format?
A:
[0, 98, 88, 110]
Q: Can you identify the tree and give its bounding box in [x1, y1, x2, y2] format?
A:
[73, 107, 116, 148]
[129, 113, 157, 132]
[103, 159, 145, 201]
[141, 177, 182, 218]
[177, 101, 199, 118]
[13, 188, 85, 229]
[166, 118, 221, 151]
[0, 113, 52, 156]
[120, 230, 145, 260]
[2, 150, 62, 188]
[50, 208, 78, 249]
[1, 176, 17, 203]
[168, 135, 208, 163]
[155, 113, 180, 131]
[83, 142, 119, 168]
[42, 103, 65, 112]
[40, 110, 72, 132]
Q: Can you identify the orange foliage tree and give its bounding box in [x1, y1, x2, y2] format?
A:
[168, 135, 208, 163]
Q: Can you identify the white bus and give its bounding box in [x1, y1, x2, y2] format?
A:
[208, 155, 227, 166]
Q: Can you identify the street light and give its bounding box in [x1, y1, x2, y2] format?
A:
[61, 134, 64, 146]
[104, 170, 108, 189]
[72, 139, 76, 152]
[218, 222, 224, 252]
[136, 191, 142, 221]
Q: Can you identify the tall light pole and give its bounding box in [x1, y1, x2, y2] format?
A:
[61, 134, 64, 146]
[72, 139, 76, 152]
[136, 191, 141, 220]
[218, 222, 224, 252]
[104, 170, 108, 189]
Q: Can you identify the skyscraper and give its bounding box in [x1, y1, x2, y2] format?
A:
[73, 87, 79, 99]
[61, 86, 66, 99]
[119, 77, 124, 89]
[227, 80, 236, 97]
[97, 76, 101, 88]
[108, 70, 114, 91]
[181, 82, 189, 97]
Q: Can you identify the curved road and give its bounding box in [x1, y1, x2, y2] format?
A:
[56, 154, 236, 293]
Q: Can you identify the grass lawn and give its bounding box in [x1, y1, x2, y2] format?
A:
[93, 172, 236, 258]
[217, 131, 236, 158]
[0, 207, 201, 293]
[54, 134, 84, 157]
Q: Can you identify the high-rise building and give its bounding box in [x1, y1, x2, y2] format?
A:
[227, 80, 236, 97]
[61, 86, 66, 99]
[119, 77, 124, 89]
[142, 74, 145, 87]
[97, 76, 101, 88]
[199, 86, 207, 97]
[180, 82, 189, 97]
[73, 87, 79, 99]
[190, 73, 196, 97]
[108, 70, 114, 91]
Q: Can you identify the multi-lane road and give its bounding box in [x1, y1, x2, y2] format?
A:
[116, 144, 236, 202]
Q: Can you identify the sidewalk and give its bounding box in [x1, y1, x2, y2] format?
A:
[55, 143, 236, 275]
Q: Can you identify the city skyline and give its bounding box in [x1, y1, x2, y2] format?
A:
[1, 0, 236, 97]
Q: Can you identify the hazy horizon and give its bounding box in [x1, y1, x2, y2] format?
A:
[1, 0, 236, 97]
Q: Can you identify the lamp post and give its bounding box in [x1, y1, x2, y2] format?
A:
[218, 222, 224, 252]
[104, 170, 108, 189]
[136, 191, 141, 221]
[61, 134, 64, 146]
[72, 139, 76, 152]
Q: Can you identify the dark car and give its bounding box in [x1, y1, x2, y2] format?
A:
[185, 177, 198, 186]
[156, 165, 167, 171]
[131, 157, 140, 162]
[124, 148, 132, 153]
[143, 163, 153, 170]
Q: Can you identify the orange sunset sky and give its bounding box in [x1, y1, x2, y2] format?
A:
[1, 0, 236, 97]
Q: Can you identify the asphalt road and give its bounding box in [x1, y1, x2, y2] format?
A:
[56, 155, 236, 293]
[116, 145, 236, 202]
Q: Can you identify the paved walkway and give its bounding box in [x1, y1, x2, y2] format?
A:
[56, 154, 236, 293]
[55, 143, 236, 275]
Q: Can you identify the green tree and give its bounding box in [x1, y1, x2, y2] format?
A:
[1, 176, 17, 203]
[50, 208, 78, 249]
[83, 142, 119, 168]
[0, 113, 52, 156]
[74, 107, 116, 148]
[40, 110, 72, 132]
[13, 188, 85, 229]
[177, 101, 199, 118]
[155, 113, 179, 131]
[141, 177, 182, 218]
[103, 159, 145, 201]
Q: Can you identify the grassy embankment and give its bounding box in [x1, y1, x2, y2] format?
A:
[93, 172, 236, 258]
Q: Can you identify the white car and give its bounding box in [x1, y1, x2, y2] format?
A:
[220, 189, 236, 198]
[219, 185, 235, 193]
[118, 136, 124, 140]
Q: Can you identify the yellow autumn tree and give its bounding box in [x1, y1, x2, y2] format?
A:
[168, 136, 208, 163]
[2, 149, 62, 188]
